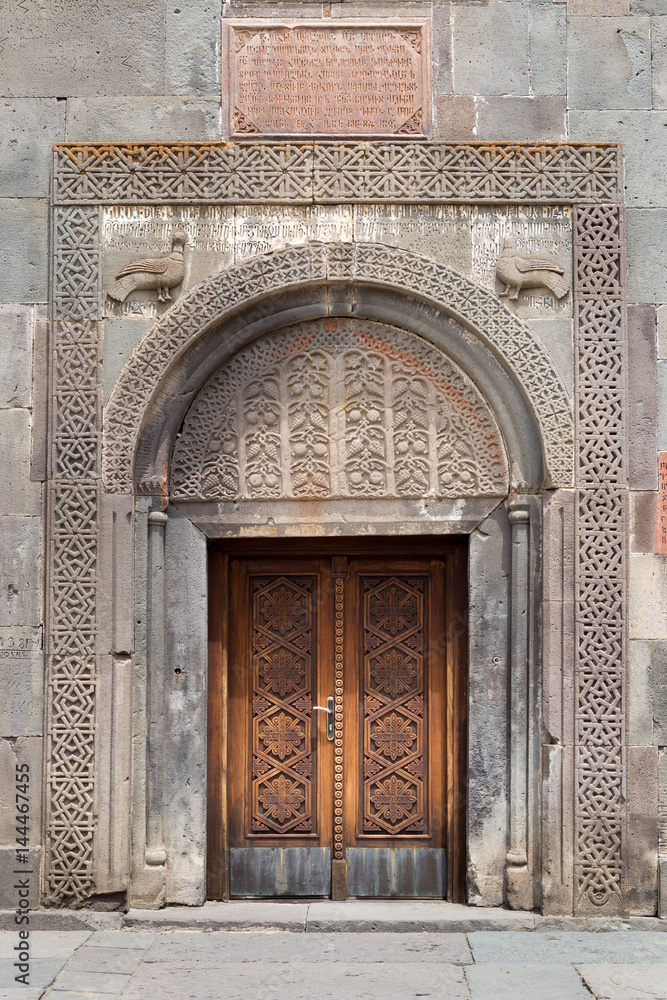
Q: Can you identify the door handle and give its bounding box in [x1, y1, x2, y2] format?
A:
[313, 696, 334, 741]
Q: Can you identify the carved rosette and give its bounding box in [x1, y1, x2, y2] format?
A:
[171, 318, 509, 502]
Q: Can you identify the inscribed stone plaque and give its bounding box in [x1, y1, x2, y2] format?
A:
[226, 21, 430, 137]
[657, 452, 667, 555]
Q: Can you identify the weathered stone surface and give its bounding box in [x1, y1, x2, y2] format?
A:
[0, 200, 48, 303]
[0, 410, 41, 516]
[567, 17, 651, 110]
[630, 490, 658, 554]
[660, 857, 667, 919]
[0, 0, 165, 97]
[353, 204, 472, 275]
[452, 2, 530, 96]
[165, 0, 220, 96]
[568, 114, 667, 209]
[627, 210, 667, 301]
[0, 99, 65, 197]
[48, 969, 131, 994]
[432, 2, 453, 96]
[0, 930, 91, 957]
[659, 361, 667, 448]
[541, 744, 575, 915]
[629, 640, 655, 745]
[651, 14, 667, 109]
[432, 96, 476, 142]
[627, 305, 658, 491]
[0, 517, 41, 627]
[0, 736, 42, 841]
[576, 964, 667, 999]
[468, 930, 667, 963]
[102, 317, 152, 403]
[529, 319, 574, 397]
[625, 745, 659, 915]
[476, 97, 566, 141]
[629, 554, 667, 639]
[0, 306, 32, 409]
[0, 846, 41, 910]
[465, 963, 591, 1000]
[570, 0, 630, 13]
[652, 640, 667, 744]
[660, 748, 667, 854]
[66, 98, 221, 143]
[163, 508, 208, 906]
[234, 206, 353, 262]
[657, 304, 667, 360]
[467, 507, 510, 908]
[0, 629, 43, 738]
[632, 1, 667, 13]
[530, 7, 566, 96]
[86, 931, 156, 949]
[65, 946, 144, 974]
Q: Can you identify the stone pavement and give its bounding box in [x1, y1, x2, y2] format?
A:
[0, 902, 666, 1000]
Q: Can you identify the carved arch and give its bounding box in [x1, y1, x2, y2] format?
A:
[102, 242, 574, 493]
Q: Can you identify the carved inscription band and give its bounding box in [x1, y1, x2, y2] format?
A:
[52, 143, 621, 206]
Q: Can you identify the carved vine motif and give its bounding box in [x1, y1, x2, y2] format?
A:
[251, 576, 314, 835]
[363, 576, 426, 836]
[170, 318, 509, 501]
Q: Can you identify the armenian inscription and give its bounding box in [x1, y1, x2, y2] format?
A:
[227, 22, 429, 137]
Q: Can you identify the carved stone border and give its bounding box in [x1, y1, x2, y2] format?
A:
[44, 142, 629, 914]
[52, 142, 621, 205]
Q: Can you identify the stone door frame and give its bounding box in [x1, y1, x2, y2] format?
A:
[44, 140, 643, 915]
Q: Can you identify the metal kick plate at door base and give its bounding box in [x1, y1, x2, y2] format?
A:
[313, 696, 334, 740]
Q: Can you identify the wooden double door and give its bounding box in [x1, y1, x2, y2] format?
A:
[208, 540, 466, 901]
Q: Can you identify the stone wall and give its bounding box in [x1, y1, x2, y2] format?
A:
[1, 0, 665, 912]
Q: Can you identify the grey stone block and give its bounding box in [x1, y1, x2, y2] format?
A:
[628, 304, 658, 491]
[530, 7, 566, 95]
[660, 856, 667, 918]
[452, 2, 530, 96]
[0, 737, 42, 838]
[568, 114, 667, 209]
[567, 16, 651, 110]
[0, 305, 32, 409]
[165, 1, 220, 95]
[0, 0, 165, 97]
[576, 964, 667, 999]
[143, 930, 473, 964]
[432, 96, 476, 141]
[0, 516, 42, 627]
[630, 490, 658, 553]
[65, 946, 144, 975]
[654, 16, 667, 109]
[652, 640, 667, 743]
[632, 1, 667, 13]
[476, 97, 566, 141]
[30, 315, 48, 482]
[0, 846, 41, 910]
[102, 317, 152, 403]
[541, 744, 575, 915]
[468, 930, 667, 963]
[659, 360, 667, 448]
[629, 640, 655, 744]
[570, 0, 629, 11]
[529, 319, 573, 397]
[660, 748, 667, 854]
[0, 410, 42, 516]
[66, 98, 221, 143]
[0, 100, 65, 198]
[0, 624, 43, 736]
[627, 210, 667, 302]
[432, 2, 452, 96]
[0, 200, 48, 304]
[122, 961, 470, 1000]
[626, 744, 659, 914]
[465, 963, 591, 1000]
[630, 553, 667, 639]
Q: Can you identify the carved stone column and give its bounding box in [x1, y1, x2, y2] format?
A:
[506, 506, 533, 909]
[145, 510, 168, 878]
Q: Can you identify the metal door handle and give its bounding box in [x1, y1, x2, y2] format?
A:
[313, 696, 334, 741]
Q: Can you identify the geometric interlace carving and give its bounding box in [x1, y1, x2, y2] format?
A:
[52, 142, 621, 205]
[573, 204, 626, 911]
[171, 319, 508, 502]
[46, 207, 101, 904]
[363, 576, 426, 835]
[104, 243, 574, 493]
[251, 576, 314, 835]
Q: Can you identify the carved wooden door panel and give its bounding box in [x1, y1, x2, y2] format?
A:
[342, 558, 448, 897]
[213, 545, 465, 900]
[227, 557, 335, 897]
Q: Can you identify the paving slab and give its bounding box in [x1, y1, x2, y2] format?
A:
[469, 930, 667, 964]
[143, 930, 472, 965]
[121, 960, 471, 1000]
[50, 969, 132, 994]
[64, 945, 146, 975]
[0, 930, 89, 959]
[86, 930, 156, 949]
[43, 995, 124, 1000]
[0, 956, 69, 991]
[305, 900, 536, 932]
[0, 990, 43, 1000]
[465, 962, 592, 1000]
[126, 901, 309, 931]
[577, 963, 667, 999]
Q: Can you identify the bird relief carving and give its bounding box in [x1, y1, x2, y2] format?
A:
[495, 239, 570, 303]
[107, 231, 186, 305]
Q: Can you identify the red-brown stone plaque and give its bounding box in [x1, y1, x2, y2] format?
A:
[226, 21, 430, 138]
[657, 451, 667, 554]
